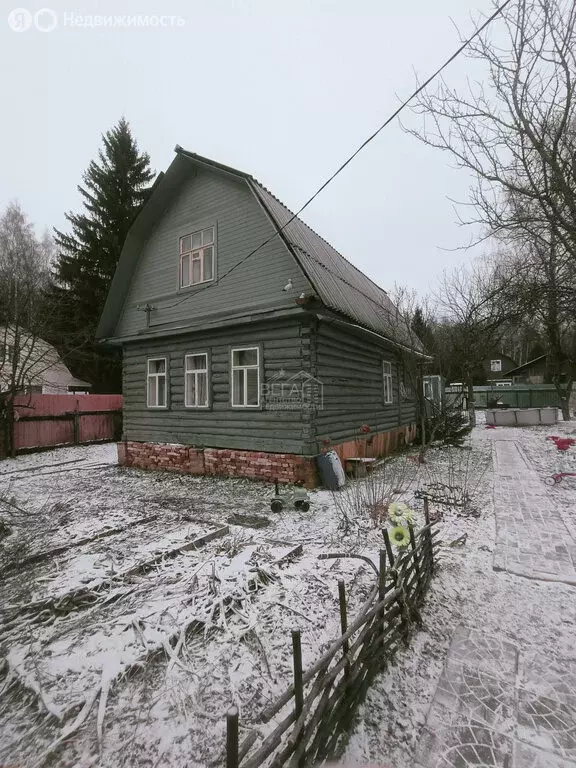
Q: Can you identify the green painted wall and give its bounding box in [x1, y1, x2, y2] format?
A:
[115, 168, 311, 338]
[311, 320, 417, 447]
[122, 318, 313, 454]
[121, 315, 418, 457]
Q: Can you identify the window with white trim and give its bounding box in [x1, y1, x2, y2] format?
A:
[147, 358, 167, 407]
[185, 353, 209, 408]
[180, 227, 215, 287]
[382, 360, 393, 404]
[231, 347, 260, 407]
[490, 359, 502, 372]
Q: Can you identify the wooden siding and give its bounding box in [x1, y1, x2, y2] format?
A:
[115, 169, 311, 338]
[312, 320, 417, 448]
[122, 319, 314, 454]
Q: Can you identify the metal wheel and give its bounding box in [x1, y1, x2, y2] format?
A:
[544, 476, 558, 486]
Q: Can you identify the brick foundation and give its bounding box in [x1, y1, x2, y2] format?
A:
[331, 424, 417, 464]
[118, 424, 416, 488]
[118, 441, 318, 487]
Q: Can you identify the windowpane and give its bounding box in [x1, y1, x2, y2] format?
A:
[202, 227, 214, 245]
[181, 254, 190, 286]
[180, 235, 192, 253]
[246, 368, 259, 405]
[185, 372, 193, 406]
[233, 369, 244, 405]
[149, 359, 165, 374]
[191, 232, 202, 249]
[188, 354, 207, 371]
[192, 258, 202, 284]
[234, 349, 258, 366]
[157, 376, 166, 406]
[148, 377, 156, 406]
[197, 372, 207, 406]
[203, 247, 213, 280]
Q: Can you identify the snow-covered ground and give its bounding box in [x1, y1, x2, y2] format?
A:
[344, 417, 576, 768]
[1, 422, 574, 768]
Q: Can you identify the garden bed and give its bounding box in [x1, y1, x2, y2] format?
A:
[0, 440, 490, 767]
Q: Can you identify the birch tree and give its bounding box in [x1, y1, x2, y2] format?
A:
[0, 203, 52, 456]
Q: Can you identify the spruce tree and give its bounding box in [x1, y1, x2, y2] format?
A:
[411, 306, 435, 354]
[47, 118, 154, 392]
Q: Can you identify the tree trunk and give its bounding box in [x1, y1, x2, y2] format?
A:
[4, 396, 15, 459]
[466, 375, 476, 427]
[554, 378, 573, 421]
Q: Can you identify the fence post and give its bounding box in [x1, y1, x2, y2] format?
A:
[291, 629, 305, 767]
[379, 548, 387, 658]
[408, 523, 422, 596]
[338, 580, 350, 675]
[226, 705, 239, 768]
[423, 497, 435, 575]
[382, 528, 395, 568]
[73, 411, 80, 445]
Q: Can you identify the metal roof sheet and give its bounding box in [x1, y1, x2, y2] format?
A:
[251, 181, 420, 350]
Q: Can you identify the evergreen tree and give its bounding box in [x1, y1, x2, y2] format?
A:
[46, 118, 154, 392]
[411, 306, 435, 353]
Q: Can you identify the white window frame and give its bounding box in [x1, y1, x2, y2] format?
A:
[179, 226, 215, 288]
[147, 357, 167, 408]
[185, 352, 209, 408]
[231, 346, 260, 408]
[490, 359, 502, 372]
[382, 360, 393, 405]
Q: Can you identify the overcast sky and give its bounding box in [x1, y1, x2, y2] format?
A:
[0, 0, 495, 297]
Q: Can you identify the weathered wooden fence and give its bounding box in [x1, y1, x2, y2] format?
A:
[1, 394, 123, 456]
[225, 504, 438, 768]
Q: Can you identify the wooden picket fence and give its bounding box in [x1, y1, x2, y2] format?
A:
[224, 501, 438, 768]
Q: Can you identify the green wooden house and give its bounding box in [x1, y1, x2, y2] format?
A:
[97, 148, 428, 486]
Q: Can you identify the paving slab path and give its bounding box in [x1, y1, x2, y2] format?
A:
[415, 436, 576, 768]
[492, 440, 576, 586]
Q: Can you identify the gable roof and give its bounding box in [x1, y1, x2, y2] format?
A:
[0, 326, 91, 392]
[98, 147, 423, 353]
[502, 354, 548, 377]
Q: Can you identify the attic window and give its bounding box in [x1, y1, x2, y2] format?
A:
[490, 359, 502, 372]
[180, 227, 215, 287]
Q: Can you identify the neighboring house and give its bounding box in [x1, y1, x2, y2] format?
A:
[97, 148, 428, 486]
[502, 354, 569, 385]
[479, 353, 518, 383]
[0, 328, 91, 395]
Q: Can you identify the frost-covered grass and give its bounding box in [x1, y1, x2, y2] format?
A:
[2, 425, 561, 768]
[344, 417, 576, 768]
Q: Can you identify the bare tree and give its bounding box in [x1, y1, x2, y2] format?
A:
[407, 0, 576, 258]
[0, 203, 53, 456]
[433, 261, 517, 426]
[501, 230, 576, 417]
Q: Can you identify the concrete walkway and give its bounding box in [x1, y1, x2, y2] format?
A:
[415, 437, 576, 768]
[493, 440, 576, 586]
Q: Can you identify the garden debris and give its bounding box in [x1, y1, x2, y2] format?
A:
[227, 513, 271, 528]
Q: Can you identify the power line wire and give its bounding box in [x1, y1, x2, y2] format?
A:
[155, 0, 512, 314]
